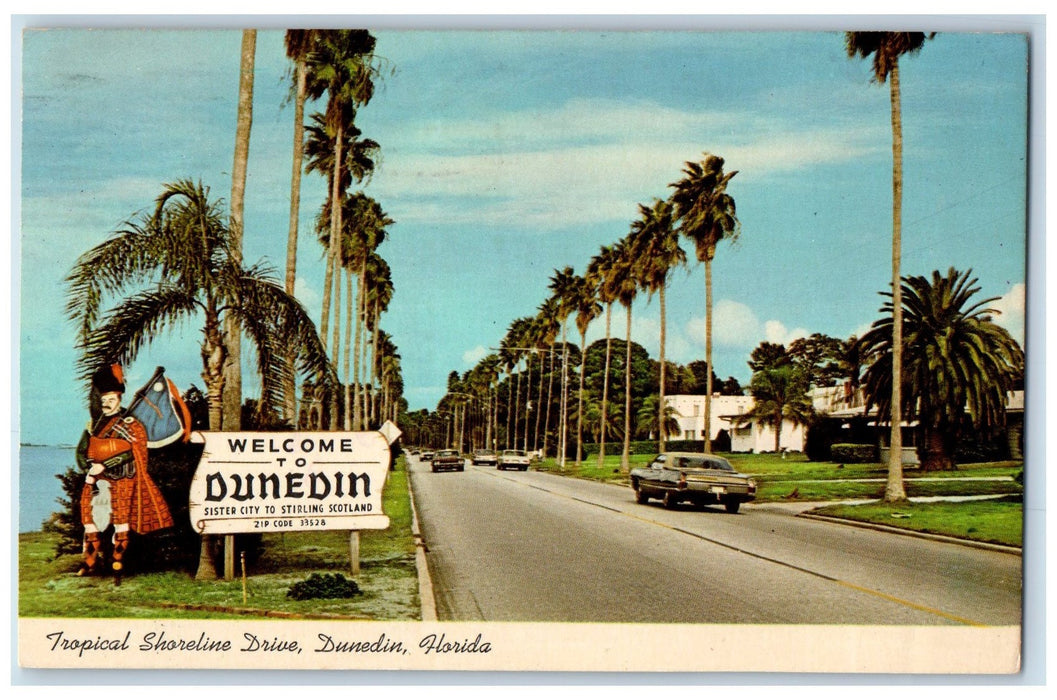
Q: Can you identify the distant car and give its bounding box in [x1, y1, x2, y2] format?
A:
[472, 449, 498, 466]
[431, 449, 464, 473]
[497, 449, 530, 471]
[420, 450, 434, 462]
[629, 452, 756, 513]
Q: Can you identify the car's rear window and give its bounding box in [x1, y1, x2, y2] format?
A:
[671, 456, 735, 471]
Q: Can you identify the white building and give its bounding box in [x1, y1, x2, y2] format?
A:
[669, 386, 1025, 458]
[665, 393, 808, 453]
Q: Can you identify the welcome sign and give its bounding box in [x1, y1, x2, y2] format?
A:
[188, 431, 392, 534]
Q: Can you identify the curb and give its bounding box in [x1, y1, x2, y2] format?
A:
[406, 467, 438, 621]
[797, 512, 1023, 555]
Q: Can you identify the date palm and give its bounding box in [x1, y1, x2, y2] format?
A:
[846, 30, 933, 500]
[629, 198, 685, 453]
[857, 268, 1023, 471]
[66, 179, 335, 430]
[670, 152, 740, 453]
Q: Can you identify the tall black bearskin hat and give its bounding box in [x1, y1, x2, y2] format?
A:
[91, 363, 125, 395]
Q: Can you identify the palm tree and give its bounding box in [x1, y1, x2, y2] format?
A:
[349, 195, 393, 430]
[573, 274, 602, 466]
[629, 198, 685, 453]
[535, 296, 562, 458]
[669, 152, 740, 454]
[222, 29, 257, 432]
[857, 268, 1024, 471]
[740, 364, 815, 453]
[365, 254, 393, 427]
[281, 29, 321, 425]
[587, 244, 621, 468]
[636, 395, 680, 442]
[846, 31, 933, 500]
[610, 236, 641, 472]
[307, 30, 379, 381]
[282, 29, 319, 298]
[548, 266, 580, 467]
[66, 180, 335, 427]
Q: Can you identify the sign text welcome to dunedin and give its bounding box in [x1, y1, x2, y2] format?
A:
[188, 431, 391, 534]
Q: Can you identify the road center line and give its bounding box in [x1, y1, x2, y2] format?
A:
[477, 466, 989, 626]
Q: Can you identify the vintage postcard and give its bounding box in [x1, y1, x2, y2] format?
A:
[14, 19, 1036, 677]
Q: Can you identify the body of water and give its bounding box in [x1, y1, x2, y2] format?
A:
[19, 445, 75, 533]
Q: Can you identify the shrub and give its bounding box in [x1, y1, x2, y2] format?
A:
[286, 572, 361, 600]
[830, 443, 877, 463]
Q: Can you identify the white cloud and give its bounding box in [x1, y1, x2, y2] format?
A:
[462, 345, 488, 366]
[371, 98, 885, 231]
[294, 276, 320, 309]
[990, 283, 1025, 344]
[764, 320, 810, 346]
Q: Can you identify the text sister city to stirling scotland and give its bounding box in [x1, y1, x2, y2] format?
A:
[45, 630, 492, 657]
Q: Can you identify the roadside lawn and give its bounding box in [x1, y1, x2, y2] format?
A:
[809, 496, 1023, 548]
[19, 457, 420, 620]
[532, 452, 1023, 547]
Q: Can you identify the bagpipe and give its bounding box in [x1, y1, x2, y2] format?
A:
[77, 367, 192, 476]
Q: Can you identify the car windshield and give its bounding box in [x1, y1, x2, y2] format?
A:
[503, 450, 526, 456]
[436, 450, 456, 457]
[668, 455, 735, 471]
[477, 450, 495, 455]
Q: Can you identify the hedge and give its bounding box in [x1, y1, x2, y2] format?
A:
[829, 443, 877, 463]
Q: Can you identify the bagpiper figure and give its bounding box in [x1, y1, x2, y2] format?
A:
[76, 364, 174, 580]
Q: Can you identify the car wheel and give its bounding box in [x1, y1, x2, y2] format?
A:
[725, 500, 741, 514]
[635, 487, 649, 504]
[662, 491, 677, 509]
[431, 466, 438, 473]
[520, 466, 528, 471]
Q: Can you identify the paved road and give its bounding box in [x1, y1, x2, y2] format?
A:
[409, 457, 1022, 625]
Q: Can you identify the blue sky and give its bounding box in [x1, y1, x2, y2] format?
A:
[17, 24, 1031, 446]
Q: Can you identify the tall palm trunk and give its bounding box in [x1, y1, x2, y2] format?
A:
[321, 119, 345, 365]
[534, 350, 545, 452]
[576, 330, 587, 466]
[282, 57, 307, 424]
[329, 254, 342, 430]
[622, 303, 633, 473]
[370, 300, 381, 427]
[505, 371, 514, 448]
[658, 285, 668, 452]
[513, 365, 522, 450]
[523, 358, 532, 452]
[703, 256, 714, 453]
[343, 269, 354, 429]
[886, 59, 907, 501]
[352, 257, 367, 430]
[222, 28, 255, 433]
[543, 344, 555, 457]
[559, 321, 570, 469]
[597, 303, 613, 467]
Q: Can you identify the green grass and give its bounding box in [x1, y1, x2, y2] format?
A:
[533, 452, 1022, 501]
[19, 457, 420, 620]
[809, 497, 1023, 548]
